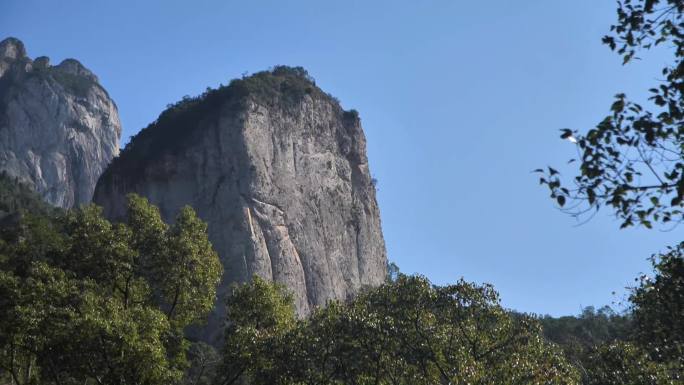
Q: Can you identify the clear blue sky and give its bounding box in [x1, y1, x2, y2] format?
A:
[3, 0, 679, 316]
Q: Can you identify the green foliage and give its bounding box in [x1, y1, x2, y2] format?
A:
[538, 306, 638, 384]
[232, 65, 317, 107]
[536, 248, 684, 383]
[539, 306, 632, 364]
[24, 65, 99, 99]
[343, 108, 359, 122]
[534, 1, 684, 380]
[100, 66, 351, 186]
[49, 70, 97, 97]
[215, 275, 580, 385]
[0, 172, 58, 219]
[584, 342, 676, 385]
[183, 342, 220, 385]
[538, 0, 684, 228]
[0, 194, 222, 385]
[217, 276, 296, 385]
[630, 243, 684, 368]
[224, 275, 296, 332]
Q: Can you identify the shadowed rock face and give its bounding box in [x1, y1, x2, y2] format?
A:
[0, 37, 121, 208]
[93, 68, 387, 342]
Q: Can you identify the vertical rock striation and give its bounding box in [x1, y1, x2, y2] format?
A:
[0, 37, 121, 208]
[93, 67, 387, 341]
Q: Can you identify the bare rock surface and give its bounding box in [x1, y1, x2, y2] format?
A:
[93, 67, 387, 341]
[0, 37, 121, 208]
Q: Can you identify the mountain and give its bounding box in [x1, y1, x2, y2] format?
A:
[0, 37, 121, 208]
[94, 66, 387, 341]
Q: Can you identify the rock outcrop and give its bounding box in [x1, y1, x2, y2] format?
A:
[0, 37, 121, 208]
[93, 67, 387, 341]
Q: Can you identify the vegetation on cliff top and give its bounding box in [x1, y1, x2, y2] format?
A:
[46, 69, 98, 98]
[101, 66, 355, 184]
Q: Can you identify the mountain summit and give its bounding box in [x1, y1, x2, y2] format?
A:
[94, 66, 387, 341]
[0, 37, 121, 208]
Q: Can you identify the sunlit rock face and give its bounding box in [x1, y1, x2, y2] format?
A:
[93, 68, 387, 342]
[0, 37, 121, 208]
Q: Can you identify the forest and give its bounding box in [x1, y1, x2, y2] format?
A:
[0, 174, 681, 384]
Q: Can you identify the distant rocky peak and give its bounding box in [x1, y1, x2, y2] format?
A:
[55, 58, 98, 82]
[94, 67, 387, 342]
[0, 37, 121, 208]
[33, 56, 50, 69]
[0, 38, 98, 84]
[0, 37, 27, 61]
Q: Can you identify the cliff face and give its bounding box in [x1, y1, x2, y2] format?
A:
[93, 67, 387, 341]
[0, 37, 121, 208]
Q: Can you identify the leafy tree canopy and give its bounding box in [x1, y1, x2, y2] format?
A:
[584, 341, 677, 385]
[0, 194, 222, 385]
[100, 65, 355, 185]
[538, 306, 632, 367]
[630, 242, 684, 369]
[215, 275, 580, 385]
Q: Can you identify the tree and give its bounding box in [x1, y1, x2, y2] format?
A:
[0, 194, 222, 385]
[215, 276, 296, 385]
[630, 243, 684, 370]
[536, 2, 684, 379]
[538, 0, 684, 229]
[583, 341, 676, 385]
[216, 275, 580, 385]
[538, 306, 633, 373]
[183, 342, 221, 385]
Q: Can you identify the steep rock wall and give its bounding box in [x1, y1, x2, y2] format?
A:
[0, 37, 121, 208]
[93, 68, 386, 341]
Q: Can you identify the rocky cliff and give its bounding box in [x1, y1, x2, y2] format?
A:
[93, 67, 387, 341]
[0, 37, 121, 208]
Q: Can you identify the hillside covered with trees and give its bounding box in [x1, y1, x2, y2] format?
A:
[0, 182, 681, 383]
